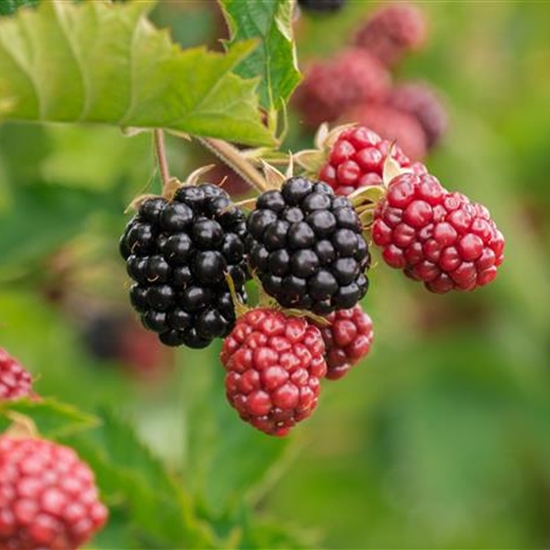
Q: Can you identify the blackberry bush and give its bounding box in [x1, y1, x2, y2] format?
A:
[119, 184, 249, 348]
[246, 177, 371, 314]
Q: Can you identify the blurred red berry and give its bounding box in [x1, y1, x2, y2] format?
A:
[0, 348, 34, 401]
[293, 48, 391, 129]
[354, 3, 428, 67]
[0, 437, 107, 550]
[388, 82, 448, 149]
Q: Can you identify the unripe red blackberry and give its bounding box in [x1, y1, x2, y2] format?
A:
[372, 173, 505, 292]
[0, 348, 34, 401]
[246, 177, 370, 315]
[0, 437, 107, 550]
[315, 304, 374, 380]
[339, 103, 428, 161]
[319, 125, 427, 196]
[298, 0, 346, 12]
[119, 184, 248, 348]
[221, 308, 327, 436]
[354, 3, 428, 67]
[388, 82, 448, 149]
[293, 48, 391, 129]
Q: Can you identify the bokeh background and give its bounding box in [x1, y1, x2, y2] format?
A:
[1, 1, 550, 548]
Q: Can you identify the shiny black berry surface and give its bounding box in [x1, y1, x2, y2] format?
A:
[120, 184, 247, 348]
[247, 177, 370, 314]
[298, 0, 346, 14]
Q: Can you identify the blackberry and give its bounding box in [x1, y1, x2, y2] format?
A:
[372, 173, 505, 292]
[354, 3, 428, 67]
[292, 48, 391, 129]
[388, 82, 449, 149]
[314, 304, 374, 380]
[247, 177, 370, 314]
[120, 184, 248, 348]
[0, 437, 107, 550]
[221, 308, 327, 436]
[0, 347, 34, 401]
[298, 0, 346, 13]
[319, 125, 427, 196]
[339, 103, 428, 161]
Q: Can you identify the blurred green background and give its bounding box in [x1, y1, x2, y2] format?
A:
[1, 1, 550, 548]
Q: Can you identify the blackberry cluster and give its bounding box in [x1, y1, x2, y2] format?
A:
[372, 173, 505, 292]
[0, 347, 34, 401]
[0, 437, 107, 550]
[221, 308, 327, 436]
[319, 125, 427, 196]
[119, 184, 248, 349]
[297, 0, 346, 13]
[247, 177, 370, 315]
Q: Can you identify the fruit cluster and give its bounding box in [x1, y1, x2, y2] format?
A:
[293, 2, 448, 160]
[247, 177, 370, 314]
[118, 121, 504, 438]
[372, 172, 505, 292]
[119, 184, 248, 349]
[0, 348, 107, 549]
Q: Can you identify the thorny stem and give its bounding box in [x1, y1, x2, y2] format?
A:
[153, 129, 170, 189]
[198, 137, 270, 194]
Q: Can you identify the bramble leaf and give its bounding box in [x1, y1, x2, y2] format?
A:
[0, 0, 37, 17]
[220, 0, 301, 113]
[62, 408, 217, 549]
[0, 0, 273, 146]
[0, 398, 99, 438]
[182, 345, 292, 517]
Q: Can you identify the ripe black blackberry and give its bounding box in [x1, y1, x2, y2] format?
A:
[120, 184, 248, 349]
[247, 177, 370, 315]
[298, 0, 346, 13]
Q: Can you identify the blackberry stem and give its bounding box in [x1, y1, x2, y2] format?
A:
[153, 129, 170, 189]
[198, 137, 270, 193]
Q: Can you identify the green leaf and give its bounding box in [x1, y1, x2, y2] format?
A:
[220, 0, 301, 112]
[0, 0, 37, 17]
[0, 182, 113, 279]
[0, 0, 273, 146]
[0, 398, 100, 438]
[63, 408, 216, 549]
[238, 511, 316, 550]
[182, 345, 292, 518]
